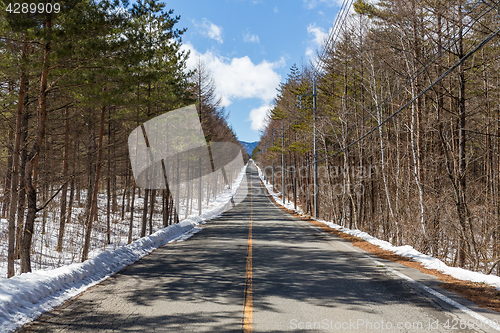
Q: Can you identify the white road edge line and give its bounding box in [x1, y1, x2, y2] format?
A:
[371, 258, 500, 331]
[263, 171, 500, 331]
[311, 225, 500, 331]
[309, 226, 322, 233]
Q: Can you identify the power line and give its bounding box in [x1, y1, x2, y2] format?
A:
[310, 0, 354, 77]
[302, 0, 498, 163]
[315, 19, 500, 165]
[334, 0, 500, 142]
[278, 0, 499, 170]
[306, 0, 494, 151]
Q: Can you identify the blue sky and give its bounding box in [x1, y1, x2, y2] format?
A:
[167, 0, 342, 143]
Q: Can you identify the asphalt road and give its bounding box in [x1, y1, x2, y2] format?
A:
[17, 163, 500, 332]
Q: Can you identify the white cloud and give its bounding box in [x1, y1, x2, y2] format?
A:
[181, 43, 283, 133]
[305, 48, 315, 58]
[307, 23, 328, 47]
[303, 0, 342, 9]
[305, 3, 356, 60]
[249, 104, 272, 131]
[273, 6, 279, 13]
[243, 31, 260, 43]
[194, 18, 223, 44]
[306, 23, 330, 60]
[182, 43, 283, 107]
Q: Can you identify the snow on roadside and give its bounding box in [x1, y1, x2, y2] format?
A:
[256, 167, 304, 214]
[0, 164, 248, 333]
[255, 164, 500, 291]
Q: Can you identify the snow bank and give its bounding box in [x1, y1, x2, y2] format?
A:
[319, 221, 500, 289]
[256, 164, 500, 291]
[0, 164, 247, 333]
[256, 166, 303, 214]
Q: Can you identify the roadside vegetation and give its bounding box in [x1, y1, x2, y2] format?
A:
[257, 0, 500, 275]
[0, 0, 243, 277]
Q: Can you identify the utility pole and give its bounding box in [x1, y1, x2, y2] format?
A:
[281, 121, 285, 203]
[273, 127, 285, 201]
[271, 133, 275, 192]
[198, 85, 203, 216]
[297, 82, 318, 218]
[313, 81, 318, 219]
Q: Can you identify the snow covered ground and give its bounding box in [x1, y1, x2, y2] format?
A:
[0, 164, 248, 333]
[256, 165, 500, 291]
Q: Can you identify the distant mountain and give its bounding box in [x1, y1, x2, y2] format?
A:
[239, 141, 259, 156]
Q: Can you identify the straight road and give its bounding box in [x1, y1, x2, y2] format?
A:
[18, 163, 500, 332]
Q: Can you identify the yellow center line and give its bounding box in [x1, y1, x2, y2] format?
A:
[242, 174, 253, 332]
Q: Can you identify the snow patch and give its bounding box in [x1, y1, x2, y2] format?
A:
[0, 164, 248, 333]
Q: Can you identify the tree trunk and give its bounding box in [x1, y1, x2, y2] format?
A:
[455, 2, 478, 269]
[106, 171, 111, 244]
[148, 189, 156, 235]
[162, 189, 168, 228]
[128, 181, 136, 244]
[20, 25, 51, 273]
[141, 188, 149, 237]
[2, 128, 13, 219]
[16, 100, 29, 260]
[7, 43, 28, 277]
[57, 107, 70, 252]
[106, 107, 111, 244]
[121, 168, 129, 220]
[82, 105, 107, 262]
